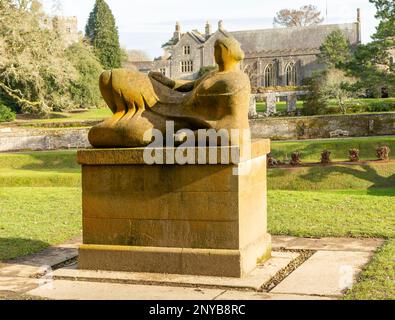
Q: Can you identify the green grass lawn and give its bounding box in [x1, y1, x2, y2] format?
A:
[0, 187, 81, 261]
[14, 108, 112, 124]
[256, 101, 304, 113]
[271, 136, 395, 163]
[268, 188, 395, 239]
[0, 151, 80, 187]
[0, 138, 394, 299]
[268, 162, 395, 190]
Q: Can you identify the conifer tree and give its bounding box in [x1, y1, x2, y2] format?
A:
[85, 0, 121, 69]
[318, 30, 351, 68]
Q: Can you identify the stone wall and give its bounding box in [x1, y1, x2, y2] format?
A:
[1, 113, 394, 152]
[0, 128, 90, 152]
[251, 113, 395, 140]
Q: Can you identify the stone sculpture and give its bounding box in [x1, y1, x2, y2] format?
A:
[89, 36, 251, 148]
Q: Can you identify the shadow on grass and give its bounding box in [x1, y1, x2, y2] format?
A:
[18, 152, 79, 173]
[0, 238, 50, 262]
[301, 164, 395, 193]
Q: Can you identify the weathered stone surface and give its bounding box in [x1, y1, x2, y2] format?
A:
[249, 95, 258, 118]
[216, 292, 335, 300]
[271, 251, 373, 297]
[251, 113, 395, 140]
[266, 93, 277, 115]
[90, 36, 251, 148]
[0, 236, 81, 278]
[272, 236, 385, 253]
[0, 277, 39, 294]
[55, 251, 298, 291]
[79, 141, 271, 278]
[2, 113, 394, 153]
[79, 236, 272, 278]
[287, 93, 297, 112]
[28, 280, 225, 301]
[0, 127, 90, 152]
[77, 139, 270, 165]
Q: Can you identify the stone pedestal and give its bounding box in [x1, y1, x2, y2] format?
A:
[77, 140, 272, 278]
[266, 93, 277, 115]
[287, 93, 297, 113]
[249, 95, 258, 118]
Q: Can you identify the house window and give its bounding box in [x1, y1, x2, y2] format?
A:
[66, 27, 71, 33]
[263, 63, 276, 87]
[181, 60, 193, 73]
[285, 62, 297, 86]
[159, 68, 166, 75]
[183, 45, 191, 55]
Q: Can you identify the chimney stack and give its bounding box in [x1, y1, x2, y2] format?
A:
[218, 20, 224, 31]
[205, 21, 212, 39]
[174, 21, 181, 42]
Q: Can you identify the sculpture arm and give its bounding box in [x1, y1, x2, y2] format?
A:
[149, 71, 195, 92]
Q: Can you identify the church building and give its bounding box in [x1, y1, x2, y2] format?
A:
[143, 9, 362, 88]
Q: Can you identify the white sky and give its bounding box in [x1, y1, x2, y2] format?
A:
[42, 0, 380, 59]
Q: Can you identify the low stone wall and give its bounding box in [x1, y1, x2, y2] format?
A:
[0, 127, 90, 152]
[1, 113, 394, 152]
[251, 113, 395, 140]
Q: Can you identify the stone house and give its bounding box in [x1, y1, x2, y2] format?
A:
[140, 10, 361, 87]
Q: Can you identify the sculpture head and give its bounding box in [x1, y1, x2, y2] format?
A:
[214, 36, 245, 72]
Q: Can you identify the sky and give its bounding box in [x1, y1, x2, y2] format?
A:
[42, 0, 380, 59]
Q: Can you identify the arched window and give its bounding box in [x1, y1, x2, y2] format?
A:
[285, 62, 297, 86]
[263, 63, 276, 87]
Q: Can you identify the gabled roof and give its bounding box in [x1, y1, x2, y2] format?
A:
[229, 23, 359, 54]
[189, 30, 206, 43]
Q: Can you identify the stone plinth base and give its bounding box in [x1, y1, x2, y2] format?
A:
[77, 140, 271, 278]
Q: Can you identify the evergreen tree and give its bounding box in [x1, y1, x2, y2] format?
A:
[345, 0, 394, 97]
[318, 30, 351, 68]
[85, 0, 122, 69]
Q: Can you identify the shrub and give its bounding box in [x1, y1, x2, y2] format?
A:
[0, 104, 16, 122]
[0, 2, 78, 115]
[302, 74, 328, 116]
[367, 101, 395, 112]
[66, 42, 104, 109]
[267, 153, 280, 167]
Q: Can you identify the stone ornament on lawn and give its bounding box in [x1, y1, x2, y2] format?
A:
[291, 151, 302, 166]
[321, 150, 332, 164]
[89, 36, 251, 148]
[349, 149, 360, 162]
[376, 146, 390, 161]
[267, 153, 280, 167]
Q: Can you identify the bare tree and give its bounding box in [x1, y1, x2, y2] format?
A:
[127, 49, 151, 62]
[274, 5, 324, 27]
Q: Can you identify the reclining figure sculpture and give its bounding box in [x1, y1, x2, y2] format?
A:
[89, 36, 251, 148]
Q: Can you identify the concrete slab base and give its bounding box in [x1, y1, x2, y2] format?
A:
[0, 236, 385, 301]
[55, 251, 298, 291]
[271, 251, 374, 297]
[27, 280, 336, 301]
